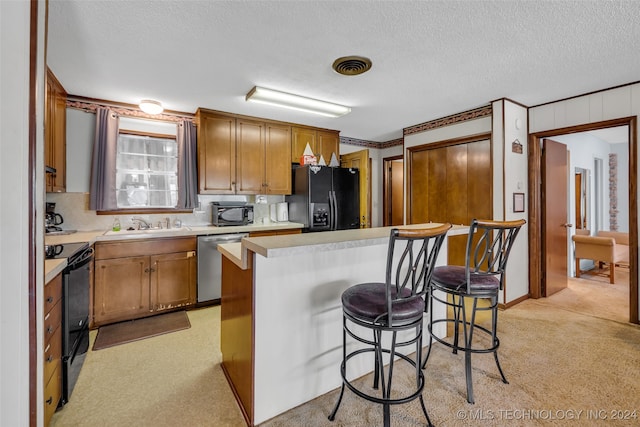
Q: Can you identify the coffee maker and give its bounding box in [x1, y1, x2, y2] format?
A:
[45, 202, 64, 233]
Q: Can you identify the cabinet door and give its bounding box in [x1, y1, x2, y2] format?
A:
[94, 256, 151, 325]
[150, 251, 197, 311]
[45, 69, 67, 193]
[236, 119, 265, 194]
[291, 127, 316, 163]
[316, 130, 340, 165]
[197, 111, 236, 194]
[264, 123, 291, 194]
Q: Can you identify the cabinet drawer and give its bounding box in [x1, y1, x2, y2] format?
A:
[43, 365, 61, 427]
[43, 326, 62, 385]
[44, 273, 62, 311]
[95, 236, 196, 260]
[43, 299, 62, 341]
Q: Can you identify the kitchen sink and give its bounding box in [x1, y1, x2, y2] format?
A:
[103, 226, 192, 236]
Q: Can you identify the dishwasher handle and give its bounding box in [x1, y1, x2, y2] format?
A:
[198, 233, 249, 244]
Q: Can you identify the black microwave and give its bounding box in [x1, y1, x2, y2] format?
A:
[211, 202, 254, 226]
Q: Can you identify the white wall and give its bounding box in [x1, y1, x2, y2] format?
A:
[1, 1, 46, 425]
[529, 82, 640, 321]
[497, 100, 529, 304]
[66, 109, 94, 193]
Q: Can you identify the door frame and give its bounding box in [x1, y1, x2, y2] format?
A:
[528, 117, 638, 324]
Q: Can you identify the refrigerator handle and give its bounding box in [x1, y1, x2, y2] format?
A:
[330, 190, 337, 230]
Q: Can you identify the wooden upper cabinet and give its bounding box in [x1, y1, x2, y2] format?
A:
[291, 127, 316, 163]
[316, 129, 340, 165]
[236, 119, 266, 194]
[196, 110, 236, 194]
[45, 68, 67, 193]
[197, 108, 293, 195]
[264, 123, 291, 194]
[291, 126, 340, 164]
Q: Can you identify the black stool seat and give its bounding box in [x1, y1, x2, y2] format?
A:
[329, 224, 451, 427]
[342, 283, 425, 325]
[432, 266, 500, 293]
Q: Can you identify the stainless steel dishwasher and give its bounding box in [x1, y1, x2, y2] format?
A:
[197, 233, 249, 303]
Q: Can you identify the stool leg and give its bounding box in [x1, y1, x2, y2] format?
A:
[373, 328, 380, 389]
[328, 317, 347, 421]
[463, 298, 475, 404]
[452, 294, 461, 355]
[491, 296, 508, 385]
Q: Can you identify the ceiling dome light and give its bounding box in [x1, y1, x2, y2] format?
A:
[139, 99, 164, 115]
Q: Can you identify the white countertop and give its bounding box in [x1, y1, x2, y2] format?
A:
[44, 222, 304, 282]
[219, 223, 468, 270]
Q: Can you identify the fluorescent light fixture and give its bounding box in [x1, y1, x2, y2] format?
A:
[245, 86, 351, 117]
[139, 99, 164, 115]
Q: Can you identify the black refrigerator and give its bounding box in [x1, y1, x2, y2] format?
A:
[286, 165, 360, 231]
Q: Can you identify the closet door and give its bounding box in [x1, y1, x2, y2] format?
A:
[408, 137, 492, 265]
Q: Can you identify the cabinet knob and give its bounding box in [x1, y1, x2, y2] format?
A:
[46, 296, 54, 303]
[47, 326, 53, 334]
[47, 355, 53, 363]
[46, 397, 53, 405]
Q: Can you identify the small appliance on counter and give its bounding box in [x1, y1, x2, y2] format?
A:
[45, 202, 76, 235]
[211, 202, 254, 226]
[269, 202, 289, 222]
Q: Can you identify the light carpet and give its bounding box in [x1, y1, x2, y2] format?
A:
[52, 301, 640, 427]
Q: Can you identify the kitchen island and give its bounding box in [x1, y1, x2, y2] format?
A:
[218, 223, 465, 426]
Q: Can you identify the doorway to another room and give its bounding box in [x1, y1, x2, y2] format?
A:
[529, 119, 638, 324]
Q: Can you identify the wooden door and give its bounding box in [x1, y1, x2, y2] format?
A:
[316, 130, 340, 164]
[236, 119, 265, 194]
[94, 256, 151, 325]
[264, 123, 291, 194]
[383, 157, 404, 226]
[341, 149, 370, 228]
[291, 127, 316, 163]
[151, 251, 197, 312]
[542, 139, 569, 296]
[196, 111, 236, 194]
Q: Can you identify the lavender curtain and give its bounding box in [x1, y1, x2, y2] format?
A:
[177, 120, 197, 209]
[89, 108, 119, 210]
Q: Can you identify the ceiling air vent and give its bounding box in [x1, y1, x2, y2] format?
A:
[332, 56, 372, 76]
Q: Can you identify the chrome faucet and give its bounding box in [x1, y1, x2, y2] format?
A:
[131, 217, 151, 230]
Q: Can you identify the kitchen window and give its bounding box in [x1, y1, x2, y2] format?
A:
[89, 109, 197, 213]
[116, 132, 178, 208]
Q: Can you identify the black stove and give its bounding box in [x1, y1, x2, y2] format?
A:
[45, 242, 89, 260]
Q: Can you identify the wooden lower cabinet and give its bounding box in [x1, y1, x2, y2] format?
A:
[93, 237, 197, 326]
[221, 253, 254, 425]
[43, 273, 63, 427]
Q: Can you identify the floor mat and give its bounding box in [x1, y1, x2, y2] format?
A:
[93, 311, 191, 350]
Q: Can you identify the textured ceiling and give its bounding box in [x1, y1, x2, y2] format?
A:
[47, 0, 640, 143]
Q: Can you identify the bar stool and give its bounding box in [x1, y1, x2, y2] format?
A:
[329, 224, 451, 427]
[423, 219, 525, 404]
